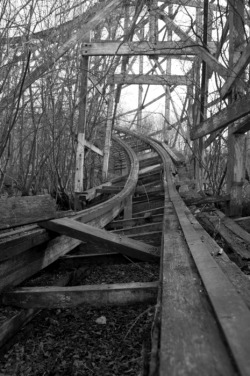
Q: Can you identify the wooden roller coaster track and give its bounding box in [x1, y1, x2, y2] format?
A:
[0, 128, 250, 375]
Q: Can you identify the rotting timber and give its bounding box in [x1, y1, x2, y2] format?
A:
[1, 129, 250, 375]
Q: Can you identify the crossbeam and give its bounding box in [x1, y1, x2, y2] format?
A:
[1, 282, 158, 309]
[40, 218, 159, 261]
[108, 74, 191, 86]
[82, 41, 216, 56]
[84, 139, 103, 156]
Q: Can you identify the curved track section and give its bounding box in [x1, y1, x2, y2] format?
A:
[1, 128, 250, 376]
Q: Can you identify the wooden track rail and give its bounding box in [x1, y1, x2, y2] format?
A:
[0, 128, 250, 376]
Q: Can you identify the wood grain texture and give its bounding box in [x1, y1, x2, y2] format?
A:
[0, 195, 56, 230]
[82, 41, 216, 56]
[1, 282, 158, 309]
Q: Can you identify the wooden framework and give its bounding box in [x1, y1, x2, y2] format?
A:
[2, 1, 250, 374]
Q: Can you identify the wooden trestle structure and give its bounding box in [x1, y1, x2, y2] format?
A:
[2, 0, 250, 375]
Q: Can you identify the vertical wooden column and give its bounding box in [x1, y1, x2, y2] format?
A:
[227, 0, 245, 217]
[137, 29, 144, 131]
[193, 7, 203, 192]
[74, 43, 89, 210]
[148, 0, 158, 43]
[164, 5, 172, 142]
[102, 84, 115, 181]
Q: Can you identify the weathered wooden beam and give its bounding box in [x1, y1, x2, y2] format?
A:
[112, 222, 162, 235]
[107, 213, 163, 230]
[0, 227, 51, 261]
[0, 236, 81, 292]
[84, 139, 103, 156]
[190, 93, 250, 139]
[133, 206, 165, 218]
[126, 231, 162, 246]
[1, 282, 158, 309]
[158, 0, 225, 11]
[221, 41, 250, 99]
[165, 171, 250, 376]
[108, 74, 192, 86]
[184, 194, 230, 206]
[40, 218, 159, 261]
[82, 41, 216, 56]
[198, 213, 250, 261]
[0, 195, 56, 230]
[233, 114, 250, 134]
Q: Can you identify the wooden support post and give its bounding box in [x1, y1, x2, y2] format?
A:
[227, 0, 246, 217]
[163, 5, 172, 142]
[102, 84, 115, 181]
[149, 0, 158, 44]
[137, 29, 144, 131]
[74, 45, 89, 210]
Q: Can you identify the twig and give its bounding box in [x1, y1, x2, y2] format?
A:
[124, 306, 155, 340]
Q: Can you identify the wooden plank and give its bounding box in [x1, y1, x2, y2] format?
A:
[133, 206, 165, 218]
[112, 222, 162, 235]
[168, 197, 250, 376]
[221, 41, 250, 99]
[184, 194, 230, 206]
[126, 231, 162, 246]
[40, 218, 159, 261]
[0, 228, 51, 261]
[1, 282, 158, 309]
[82, 41, 216, 56]
[233, 115, 250, 134]
[0, 236, 81, 292]
[190, 93, 250, 140]
[138, 151, 158, 161]
[84, 139, 103, 156]
[108, 74, 192, 86]
[160, 174, 234, 375]
[139, 155, 161, 168]
[107, 214, 163, 230]
[158, 143, 250, 375]
[0, 195, 56, 230]
[199, 212, 250, 260]
[133, 199, 164, 214]
[185, 210, 250, 311]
